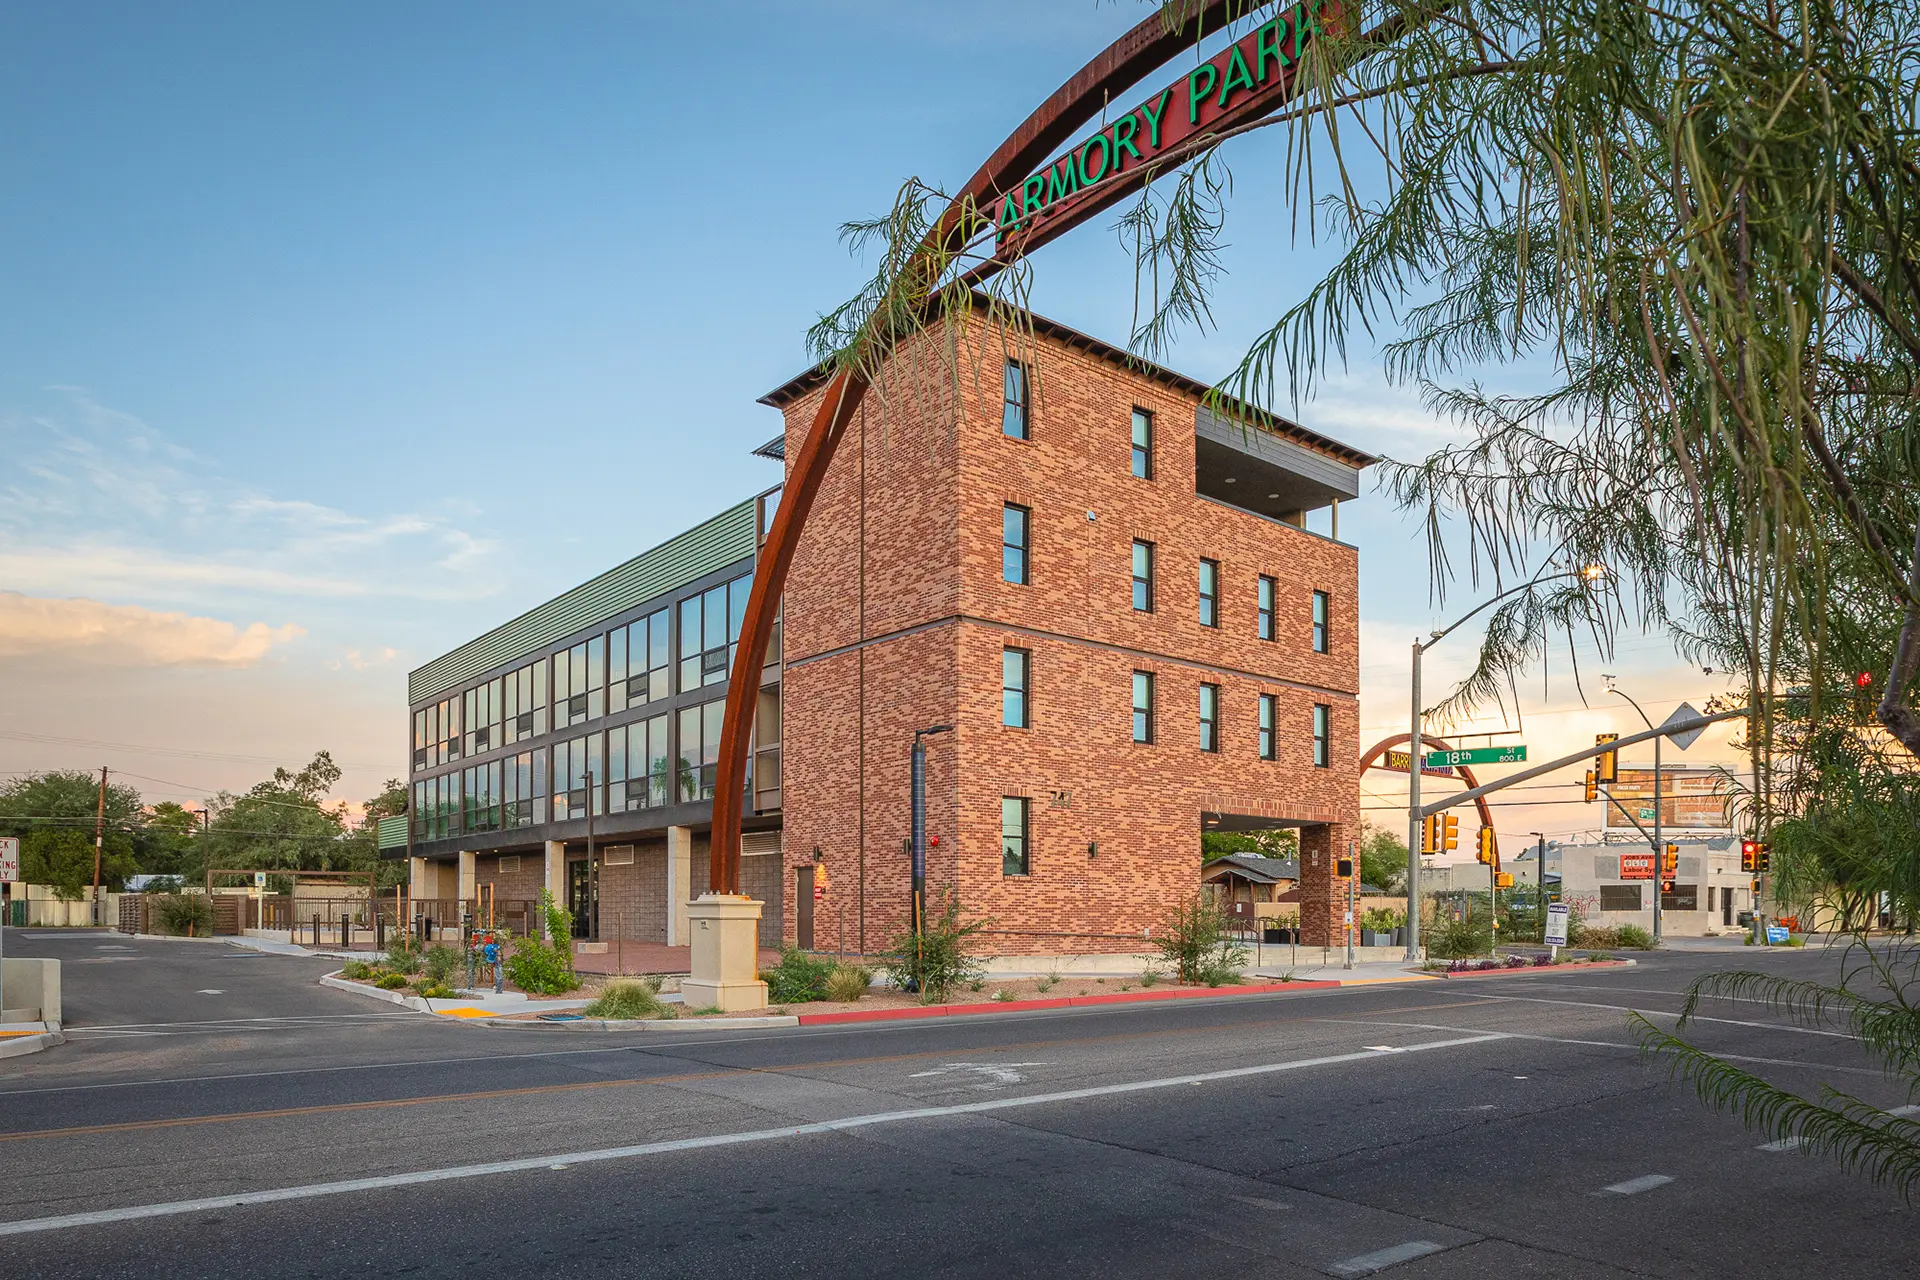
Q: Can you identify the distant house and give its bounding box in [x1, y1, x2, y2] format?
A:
[1202, 854, 1299, 907]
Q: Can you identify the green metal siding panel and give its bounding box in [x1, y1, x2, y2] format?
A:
[408, 499, 757, 705]
[377, 814, 408, 851]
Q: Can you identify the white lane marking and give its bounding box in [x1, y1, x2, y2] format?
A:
[1465, 993, 1863, 1041]
[1757, 1136, 1803, 1152]
[1599, 1174, 1673, 1195]
[1889, 1105, 1919, 1117]
[907, 1062, 1048, 1086]
[1329, 1240, 1446, 1276]
[0, 1034, 1505, 1238]
[1362, 1045, 1405, 1054]
[66, 1013, 416, 1032]
[194, 990, 224, 996]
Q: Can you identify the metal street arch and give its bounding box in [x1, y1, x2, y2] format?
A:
[1356, 735, 1497, 839]
[711, 2, 1370, 895]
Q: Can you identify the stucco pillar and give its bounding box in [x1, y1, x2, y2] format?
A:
[666, 826, 694, 947]
[457, 850, 476, 907]
[408, 857, 430, 899]
[679, 894, 768, 1012]
[543, 840, 565, 911]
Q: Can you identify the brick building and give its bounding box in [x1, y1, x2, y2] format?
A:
[390, 306, 1372, 955]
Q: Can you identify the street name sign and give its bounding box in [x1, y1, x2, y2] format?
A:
[1544, 902, 1571, 946]
[1423, 746, 1527, 767]
[1384, 750, 1457, 778]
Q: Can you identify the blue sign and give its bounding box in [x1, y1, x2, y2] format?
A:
[1766, 924, 1791, 945]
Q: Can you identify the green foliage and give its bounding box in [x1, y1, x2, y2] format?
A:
[0, 771, 145, 898]
[384, 936, 422, 975]
[1201, 828, 1299, 863]
[1152, 893, 1249, 984]
[1427, 914, 1492, 960]
[421, 944, 460, 987]
[504, 927, 580, 996]
[150, 893, 213, 936]
[539, 888, 574, 948]
[1358, 823, 1408, 894]
[416, 983, 456, 1000]
[375, 972, 409, 990]
[760, 949, 837, 1004]
[825, 964, 872, 1003]
[339, 960, 371, 980]
[1361, 907, 1404, 933]
[1616, 925, 1658, 951]
[1140, 965, 1162, 987]
[880, 890, 987, 1003]
[584, 977, 669, 1020]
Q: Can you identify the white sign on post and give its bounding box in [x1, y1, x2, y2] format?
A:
[0, 836, 18, 883]
[254, 871, 267, 888]
[1544, 902, 1571, 947]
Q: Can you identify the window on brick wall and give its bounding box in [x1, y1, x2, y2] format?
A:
[1132, 540, 1155, 612]
[1198, 558, 1219, 627]
[1312, 703, 1331, 767]
[1003, 360, 1029, 439]
[1199, 683, 1220, 752]
[1312, 589, 1330, 653]
[1002, 796, 1030, 875]
[1002, 647, 1030, 728]
[1258, 693, 1277, 760]
[1132, 670, 1155, 743]
[1130, 407, 1153, 478]
[1002, 503, 1030, 584]
[1258, 575, 1276, 640]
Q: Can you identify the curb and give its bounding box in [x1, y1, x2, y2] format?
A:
[794, 978, 1345, 1025]
[319, 973, 434, 1012]
[1438, 959, 1637, 979]
[0, 1030, 64, 1059]
[472, 1015, 800, 1031]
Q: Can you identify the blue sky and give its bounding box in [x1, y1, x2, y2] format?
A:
[0, 2, 1738, 835]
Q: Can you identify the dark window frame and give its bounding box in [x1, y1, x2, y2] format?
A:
[1002, 647, 1031, 728]
[1312, 703, 1331, 768]
[1001, 795, 1031, 876]
[1257, 575, 1276, 641]
[1132, 670, 1155, 744]
[1258, 693, 1277, 760]
[1312, 589, 1331, 654]
[1131, 540, 1155, 612]
[1002, 359, 1029, 440]
[1198, 558, 1220, 628]
[1130, 407, 1153, 479]
[1002, 503, 1030, 585]
[1199, 682, 1220, 753]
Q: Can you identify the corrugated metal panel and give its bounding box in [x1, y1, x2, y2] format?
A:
[377, 815, 408, 851]
[409, 500, 757, 705]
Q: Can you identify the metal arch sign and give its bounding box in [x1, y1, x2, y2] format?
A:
[996, 3, 1327, 246]
[710, 0, 1379, 895]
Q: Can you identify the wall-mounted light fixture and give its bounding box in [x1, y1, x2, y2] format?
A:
[1087, 842, 1098, 859]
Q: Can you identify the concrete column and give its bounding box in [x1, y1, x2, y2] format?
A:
[679, 894, 768, 1012]
[543, 840, 565, 909]
[666, 826, 694, 947]
[457, 850, 476, 906]
[408, 857, 430, 899]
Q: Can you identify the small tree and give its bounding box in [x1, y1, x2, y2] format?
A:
[881, 890, 985, 1003]
[1153, 893, 1248, 984]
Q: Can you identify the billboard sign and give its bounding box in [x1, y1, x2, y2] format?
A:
[1619, 852, 1656, 880]
[1604, 768, 1735, 830]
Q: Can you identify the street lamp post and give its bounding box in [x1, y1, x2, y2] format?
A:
[1607, 686, 1663, 942]
[910, 725, 953, 946]
[1404, 565, 1605, 961]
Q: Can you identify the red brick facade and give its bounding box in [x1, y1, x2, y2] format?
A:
[777, 316, 1362, 954]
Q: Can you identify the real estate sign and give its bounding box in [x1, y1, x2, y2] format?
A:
[1544, 902, 1571, 946]
[0, 836, 17, 883]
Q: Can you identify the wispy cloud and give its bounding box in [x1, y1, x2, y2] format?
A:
[0, 591, 304, 667]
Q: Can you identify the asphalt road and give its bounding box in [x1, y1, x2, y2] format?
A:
[1, 930, 1911, 1278]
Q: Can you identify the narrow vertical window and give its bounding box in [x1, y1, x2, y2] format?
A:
[1131, 540, 1155, 612]
[1130, 407, 1153, 478]
[1258, 694, 1277, 760]
[1132, 670, 1155, 743]
[1002, 359, 1029, 439]
[1002, 503, 1029, 584]
[1312, 703, 1331, 767]
[1312, 589, 1330, 653]
[1198, 558, 1219, 627]
[1258, 575, 1276, 641]
[1199, 683, 1219, 752]
[1001, 796, 1030, 876]
[1002, 647, 1030, 728]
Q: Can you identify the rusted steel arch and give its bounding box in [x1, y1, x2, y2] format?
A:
[1357, 734, 1497, 837]
[710, 2, 1356, 894]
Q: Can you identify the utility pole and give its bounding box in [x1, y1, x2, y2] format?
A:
[90, 766, 108, 927]
[909, 725, 952, 978]
[1406, 638, 1423, 960]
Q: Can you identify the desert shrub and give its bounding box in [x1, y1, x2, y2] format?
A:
[880, 890, 987, 1003]
[1532, 953, 1553, 967]
[1588, 950, 1615, 962]
[417, 983, 456, 1000]
[1194, 947, 1246, 987]
[825, 964, 872, 1003]
[1616, 924, 1657, 950]
[385, 935, 422, 975]
[1427, 914, 1491, 959]
[375, 972, 409, 990]
[1571, 921, 1622, 949]
[505, 929, 580, 995]
[1153, 893, 1248, 983]
[585, 977, 669, 1019]
[422, 943, 461, 987]
[340, 960, 371, 980]
[1505, 954, 1530, 968]
[760, 948, 836, 1003]
[151, 893, 213, 937]
[1361, 907, 1403, 933]
[1140, 965, 1163, 987]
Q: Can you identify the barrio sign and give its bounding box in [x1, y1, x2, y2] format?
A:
[997, 1, 1327, 243]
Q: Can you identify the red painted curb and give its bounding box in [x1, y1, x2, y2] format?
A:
[793, 978, 1343, 1026]
[1440, 960, 1630, 979]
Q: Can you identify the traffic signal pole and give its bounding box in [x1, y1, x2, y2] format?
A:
[1405, 638, 1424, 962]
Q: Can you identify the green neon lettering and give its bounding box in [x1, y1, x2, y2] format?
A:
[1044, 152, 1082, 205]
[1078, 132, 1111, 185]
[1254, 18, 1288, 81]
[1110, 113, 1140, 165]
[1292, 1, 1320, 59]
[1217, 44, 1256, 107]
[1187, 64, 1217, 124]
[1138, 87, 1172, 148]
[1022, 173, 1045, 217]
[998, 192, 1022, 235]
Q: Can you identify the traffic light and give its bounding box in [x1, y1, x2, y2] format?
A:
[1495, 872, 1514, 889]
[1595, 733, 1619, 785]
[1583, 769, 1598, 803]
[1740, 839, 1759, 872]
[1476, 826, 1497, 866]
[1663, 844, 1680, 876]
[1443, 814, 1459, 851]
[1756, 843, 1772, 872]
[1336, 856, 1354, 879]
[1420, 814, 1440, 855]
